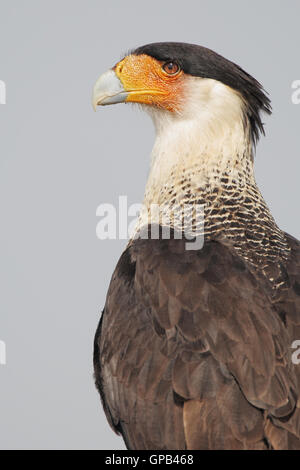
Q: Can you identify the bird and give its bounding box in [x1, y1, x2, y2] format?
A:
[92, 42, 300, 450]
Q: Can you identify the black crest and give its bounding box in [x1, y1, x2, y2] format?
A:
[133, 42, 272, 145]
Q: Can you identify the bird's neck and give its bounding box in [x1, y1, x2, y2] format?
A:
[146, 114, 254, 201]
[133, 114, 289, 269]
[143, 79, 254, 199]
[141, 113, 258, 225]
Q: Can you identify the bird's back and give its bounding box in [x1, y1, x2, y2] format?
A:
[94, 228, 300, 450]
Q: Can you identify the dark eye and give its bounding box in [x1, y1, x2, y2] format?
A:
[162, 61, 180, 75]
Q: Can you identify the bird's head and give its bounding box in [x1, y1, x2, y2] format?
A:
[93, 42, 271, 146]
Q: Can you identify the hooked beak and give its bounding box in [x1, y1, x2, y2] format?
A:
[92, 69, 129, 111]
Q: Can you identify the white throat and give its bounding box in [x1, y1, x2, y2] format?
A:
[145, 77, 253, 204]
[132, 77, 256, 238]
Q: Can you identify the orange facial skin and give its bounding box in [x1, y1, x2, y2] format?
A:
[114, 54, 185, 112]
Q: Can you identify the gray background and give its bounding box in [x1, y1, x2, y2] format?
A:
[0, 0, 299, 450]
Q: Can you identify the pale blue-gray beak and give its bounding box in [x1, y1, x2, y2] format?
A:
[92, 69, 128, 111]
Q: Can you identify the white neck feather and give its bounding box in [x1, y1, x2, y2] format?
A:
[132, 77, 256, 238]
[129, 77, 290, 271]
[145, 77, 253, 203]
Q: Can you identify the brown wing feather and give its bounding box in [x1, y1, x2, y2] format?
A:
[94, 228, 300, 449]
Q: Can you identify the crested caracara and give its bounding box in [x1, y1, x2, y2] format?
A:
[92, 42, 300, 450]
